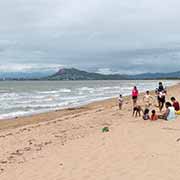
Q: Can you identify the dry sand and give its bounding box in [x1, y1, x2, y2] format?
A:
[0, 84, 180, 180]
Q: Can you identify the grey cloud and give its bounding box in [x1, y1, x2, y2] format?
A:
[0, 0, 180, 73]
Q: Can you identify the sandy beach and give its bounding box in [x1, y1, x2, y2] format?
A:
[0, 83, 180, 179]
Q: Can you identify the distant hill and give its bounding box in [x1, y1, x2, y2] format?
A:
[47, 68, 180, 80]
[47, 68, 128, 80]
[130, 71, 180, 79]
[1, 68, 180, 80]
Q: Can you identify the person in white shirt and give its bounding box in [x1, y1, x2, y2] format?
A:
[159, 102, 176, 121]
[143, 91, 153, 108]
[118, 94, 123, 110]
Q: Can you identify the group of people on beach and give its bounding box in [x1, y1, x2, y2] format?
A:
[118, 82, 180, 121]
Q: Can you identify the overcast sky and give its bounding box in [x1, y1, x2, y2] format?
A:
[0, 0, 180, 74]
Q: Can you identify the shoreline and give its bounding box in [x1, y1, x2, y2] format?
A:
[0, 83, 179, 131]
[0, 79, 178, 122]
[1, 83, 180, 179]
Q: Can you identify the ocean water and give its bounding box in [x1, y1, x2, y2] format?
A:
[0, 80, 178, 119]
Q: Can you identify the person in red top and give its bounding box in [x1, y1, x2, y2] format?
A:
[150, 110, 158, 121]
[132, 86, 139, 106]
[171, 97, 180, 111]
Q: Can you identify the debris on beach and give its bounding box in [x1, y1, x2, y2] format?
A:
[102, 127, 109, 133]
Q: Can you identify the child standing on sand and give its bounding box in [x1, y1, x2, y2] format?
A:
[118, 94, 123, 110]
[158, 90, 166, 112]
[143, 91, 153, 108]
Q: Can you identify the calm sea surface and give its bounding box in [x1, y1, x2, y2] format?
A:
[0, 80, 178, 119]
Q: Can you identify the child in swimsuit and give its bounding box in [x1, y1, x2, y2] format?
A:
[143, 91, 153, 108]
[118, 94, 123, 110]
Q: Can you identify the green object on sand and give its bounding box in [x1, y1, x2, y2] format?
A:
[102, 127, 109, 133]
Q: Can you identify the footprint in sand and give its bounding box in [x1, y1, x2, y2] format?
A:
[59, 163, 63, 167]
[34, 143, 44, 151]
[7, 156, 15, 164]
[11, 150, 24, 156]
[0, 160, 8, 164]
[96, 109, 103, 113]
[34, 124, 41, 128]
[0, 135, 6, 138]
[5, 133, 13, 137]
[18, 158, 26, 164]
[72, 114, 80, 118]
[18, 128, 31, 133]
[0, 133, 13, 138]
[24, 147, 31, 151]
[44, 141, 52, 146]
[28, 139, 36, 145]
[0, 168, 4, 173]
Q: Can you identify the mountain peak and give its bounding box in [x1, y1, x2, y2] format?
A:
[49, 68, 127, 80]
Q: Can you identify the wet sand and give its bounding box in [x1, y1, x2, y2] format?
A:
[0, 84, 180, 180]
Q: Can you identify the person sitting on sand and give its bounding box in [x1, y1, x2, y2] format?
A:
[159, 102, 176, 121]
[150, 110, 158, 121]
[143, 108, 150, 120]
[171, 97, 180, 111]
[143, 91, 153, 108]
[118, 94, 123, 110]
[132, 86, 139, 106]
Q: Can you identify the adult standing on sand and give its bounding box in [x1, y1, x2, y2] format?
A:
[132, 86, 139, 106]
[158, 90, 166, 112]
[157, 82, 165, 93]
[156, 82, 166, 112]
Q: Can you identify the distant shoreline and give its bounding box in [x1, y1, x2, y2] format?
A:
[0, 82, 179, 131]
[1, 68, 180, 80]
[0, 78, 180, 81]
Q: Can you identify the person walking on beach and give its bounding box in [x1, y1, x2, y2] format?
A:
[132, 86, 139, 106]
